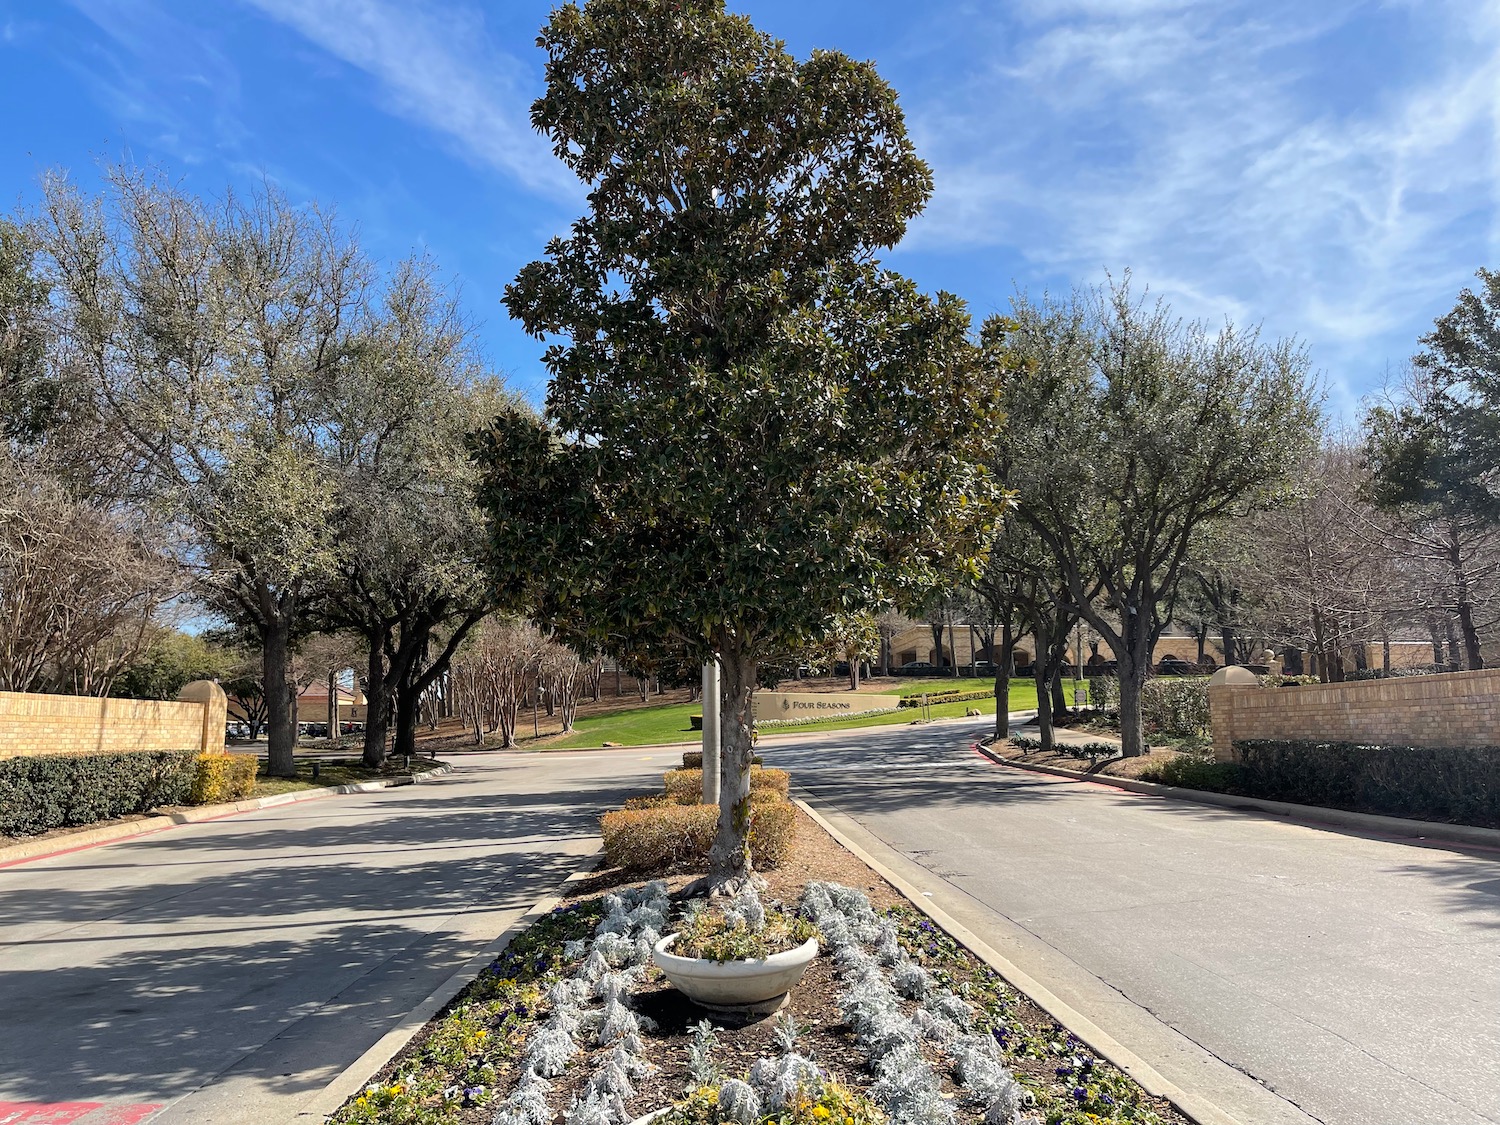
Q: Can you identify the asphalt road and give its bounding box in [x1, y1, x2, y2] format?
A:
[758, 719, 1500, 1125]
[0, 747, 680, 1125]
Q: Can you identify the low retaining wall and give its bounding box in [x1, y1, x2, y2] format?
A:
[1210, 668, 1500, 760]
[0, 680, 228, 759]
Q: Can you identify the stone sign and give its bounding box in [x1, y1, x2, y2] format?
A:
[752, 692, 901, 723]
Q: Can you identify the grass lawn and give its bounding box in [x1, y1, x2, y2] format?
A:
[249, 756, 446, 799]
[544, 678, 1083, 749]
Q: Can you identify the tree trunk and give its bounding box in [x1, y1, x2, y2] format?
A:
[993, 622, 1014, 741]
[1220, 624, 1237, 667]
[1445, 618, 1462, 672]
[1033, 661, 1053, 751]
[947, 620, 959, 677]
[362, 629, 391, 768]
[262, 618, 297, 778]
[848, 655, 860, 691]
[708, 643, 758, 890]
[929, 620, 945, 670]
[1050, 666, 1067, 721]
[1382, 635, 1391, 674]
[392, 670, 421, 761]
[326, 669, 336, 743]
[1117, 656, 1146, 758]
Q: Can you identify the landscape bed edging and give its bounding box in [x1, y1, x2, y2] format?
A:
[975, 744, 1500, 852]
[790, 793, 1242, 1125]
[298, 843, 605, 1121]
[0, 761, 455, 868]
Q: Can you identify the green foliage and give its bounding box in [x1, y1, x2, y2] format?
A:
[0, 218, 57, 443]
[0, 750, 197, 837]
[897, 688, 992, 708]
[1232, 738, 1500, 826]
[1137, 754, 1244, 792]
[190, 751, 259, 805]
[673, 906, 816, 962]
[988, 279, 1321, 756]
[476, 0, 1005, 879]
[1087, 676, 1120, 711]
[115, 631, 234, 700]
[1139, 678, 1210, 738]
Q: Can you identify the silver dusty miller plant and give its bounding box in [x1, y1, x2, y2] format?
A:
[799, 881, 1041, 1125]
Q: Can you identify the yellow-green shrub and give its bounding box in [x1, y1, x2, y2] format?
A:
[663, 766, 789, 804]
[600, 799, 797, 871]
[190, 751, 259, 805]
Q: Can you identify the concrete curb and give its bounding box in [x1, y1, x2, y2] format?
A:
[792, 793, 1243, 1125]
[975, 745, 1500, 852]
[0, 762, 455, 868]
[295, 844, 605, 1121]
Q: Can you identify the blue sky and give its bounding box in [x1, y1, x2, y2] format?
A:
[1, 0, 1495, 418]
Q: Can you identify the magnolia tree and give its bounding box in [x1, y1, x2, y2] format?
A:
[476, 0, 1003, 889]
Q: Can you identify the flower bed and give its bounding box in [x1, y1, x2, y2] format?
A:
[331, 804, 1187, 1125]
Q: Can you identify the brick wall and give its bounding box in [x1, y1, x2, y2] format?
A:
[1209, 669, 1500, 760]
[0, 681, 227, 759]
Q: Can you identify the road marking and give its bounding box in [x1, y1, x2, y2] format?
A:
[0, 1105, 162, 1125]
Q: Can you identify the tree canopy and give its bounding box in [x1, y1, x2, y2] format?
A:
[477, 0, 1004, 885]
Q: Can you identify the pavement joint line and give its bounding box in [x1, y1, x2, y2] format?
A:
[791, 790, 1247, 1125]
[0, 763, 457, 870]
[972, 743, 1500, 854]
[294, 843, 605, 1122]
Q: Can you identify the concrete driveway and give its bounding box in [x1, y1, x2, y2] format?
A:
[758, 718, 1500, 1125]
[0, 747, 679, 1125]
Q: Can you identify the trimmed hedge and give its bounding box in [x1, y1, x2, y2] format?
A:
[681, 750, 763, 769]
[599, 800, 797, 871]
[1141, 677, 1210, 738]
[1137, 754, 1244, 792]
[1232, 739, 1500, 827]
[663, 766, 789, 804]
[0, 749, 198, 838]
[899, 689, 992, 708]
[190, 751, 259, 805]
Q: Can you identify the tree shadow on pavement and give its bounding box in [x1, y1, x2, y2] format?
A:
[0, 763, 656, 1104]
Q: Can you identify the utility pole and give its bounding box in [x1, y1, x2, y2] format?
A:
[701, 659, 721, 804]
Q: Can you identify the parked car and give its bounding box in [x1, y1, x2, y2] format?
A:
[897, 660, 936, 675]
[1155, 656, 1197, 676]
[968, 660, 998, 675]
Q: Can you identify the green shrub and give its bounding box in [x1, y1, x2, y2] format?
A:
[1138, 754, 1244, 792]
[1141, 677, 1210, 737]
[600, 799, 797, 871]
[1087, 676, 1120, 711]
[0, 749, 198, 838]
[680, 750, 762, 769]
[1232, 739, 1500, 826]
[898, 689, 992, 708]
[189, 751, 259, 805]
[663, 766, 789, 804]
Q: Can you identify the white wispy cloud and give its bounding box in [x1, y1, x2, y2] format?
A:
[240, 0, 574, 199]
[901, 0, 1500, 411]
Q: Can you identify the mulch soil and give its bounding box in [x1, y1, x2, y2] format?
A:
[356, 802, 1190, 1125]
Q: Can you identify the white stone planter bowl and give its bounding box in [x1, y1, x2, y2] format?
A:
[652, 933, 819, 1013]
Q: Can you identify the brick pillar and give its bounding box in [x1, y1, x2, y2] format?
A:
[178, 680, 229, 754]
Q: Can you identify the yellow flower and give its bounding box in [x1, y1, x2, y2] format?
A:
[812, 1108, 831, 1119]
